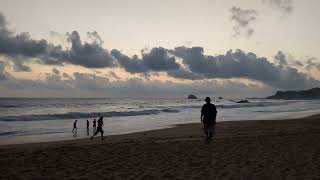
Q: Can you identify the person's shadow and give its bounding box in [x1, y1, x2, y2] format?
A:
[73, 131, 78, 138]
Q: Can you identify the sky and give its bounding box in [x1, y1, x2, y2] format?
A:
[0, 0, 319, 98]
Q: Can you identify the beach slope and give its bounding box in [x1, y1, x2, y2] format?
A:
[1, 115, 320, 179]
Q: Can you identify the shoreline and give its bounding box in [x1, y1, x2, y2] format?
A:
[1, 115, 320, 179]
[1, 113, 320, 148]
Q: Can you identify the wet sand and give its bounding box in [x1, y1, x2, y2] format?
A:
[1, 115, 320, 179]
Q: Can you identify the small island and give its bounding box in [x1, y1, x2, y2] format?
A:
[187, 94, 197, 99]
[267, 87, 320, 100]
[236, 100, 250, 103]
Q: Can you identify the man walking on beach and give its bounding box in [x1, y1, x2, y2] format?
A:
[201, 97, 217, 141]
[91, 116, 104, 140]
[72, 120, 78, 133]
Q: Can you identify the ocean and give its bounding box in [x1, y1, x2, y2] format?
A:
[1, 97, 320, 145]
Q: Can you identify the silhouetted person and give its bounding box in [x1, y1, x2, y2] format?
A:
[91, 116, 104, 140]
[93, 118, 96, 132]
[201, 97, 217, 141]
[86, 120, 90, 136]
[72, 120, 78, 133]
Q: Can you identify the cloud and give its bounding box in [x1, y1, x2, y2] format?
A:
[87, 31, 104, 45]
[170, 47, 319, 90]
[167, 69, 204, 80]
[0, 69, 273, 98]
[0, 12, 318, 92]
[0, 61, 8, 80]
[0, 13, 116, 69]
[306, 57, 320, 71]
[111, 47, 180, 73]
[13, 61, 32, 72]
[0, 61, 13, 81]
[108, 71, 121, 80]
[263, 0, 293, 14]
[52, 68, 60, 75]
[274, 51, 287, 67]
[230, 7, 258, 37]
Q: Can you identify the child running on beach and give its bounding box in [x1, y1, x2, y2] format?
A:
[90, 116, 104, 140]
[72, 120, 78, 133]
[201, 97, 217, 141]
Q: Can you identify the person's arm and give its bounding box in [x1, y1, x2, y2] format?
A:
[213, 105, 217, 124]
[201, 106, 204, 122]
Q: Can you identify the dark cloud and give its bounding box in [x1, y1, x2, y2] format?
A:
[108, 71, 121, 80]
[274, 51, 287, 67]
[111, 47, 180, 73]
[167, 69, 204, 80]
[52, 68, 60, 75]
[0, 61, 7, 80]
[0, 12, 318, 92]
[0, 13, 116, 69]
[62, 72, 72, 80]
[306, 57, 320, 71]
[292, 60, 303, 67]
[13, 61, 31, 72]
[230, 7, 258, 37]
[263, 0, 293, 14]
[111, 49, 146, 73]
[0, 61, 13, 81]
[171, 46, 319, 90]
[87, 31, 104, 45]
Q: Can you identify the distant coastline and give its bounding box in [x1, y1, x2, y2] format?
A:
[267, 87, 320, 100]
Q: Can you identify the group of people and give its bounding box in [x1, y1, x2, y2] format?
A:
[71, 97, 218, 142]
[72, 116, 105, 140]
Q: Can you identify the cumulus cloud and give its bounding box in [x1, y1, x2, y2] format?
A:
[263, 0, 293, 14]
[170, 47, 319, 90]
[0, 12, 318, 92]
[230, 7, 258, 37]
[0, 61, 7, 80]
[111, 47, 180, 73]
[274, 51, 287, 67]
[0, 13, 116, 69]
[306, 57, 320, 71]
[87, 31, 104, 45]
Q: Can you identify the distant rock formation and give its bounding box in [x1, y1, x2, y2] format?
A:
[267, 87, 320, 100]
[219, 97, 223, 99]
[187, 94, 197, 99]
[236, 100, 250, 103]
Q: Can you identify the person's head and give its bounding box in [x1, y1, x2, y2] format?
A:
[75, 120, 77, 122]
[99, 116, 103, 120]
[205, 97, 211, 103]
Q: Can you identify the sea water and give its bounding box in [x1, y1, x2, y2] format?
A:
[1, 98, 320, 144]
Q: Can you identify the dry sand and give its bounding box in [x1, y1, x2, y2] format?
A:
[1, 115, 320, 179]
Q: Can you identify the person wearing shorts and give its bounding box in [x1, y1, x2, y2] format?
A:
[201, 97, 217, 141]
[90, 116, 104, 140]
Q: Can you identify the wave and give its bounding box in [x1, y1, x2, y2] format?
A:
[216, 101, 290, 109]
[0, 100, 292, 122]
[0, 108, 180, 122]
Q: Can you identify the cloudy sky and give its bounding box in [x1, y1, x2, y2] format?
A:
[0, 0, 319, 98]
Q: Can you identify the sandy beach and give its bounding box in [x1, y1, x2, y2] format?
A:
[1, 115, 320, 179]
